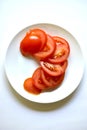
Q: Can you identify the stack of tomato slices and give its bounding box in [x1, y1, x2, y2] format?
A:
[20, 28, 70, 95]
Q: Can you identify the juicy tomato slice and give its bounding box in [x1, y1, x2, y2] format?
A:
[48, 44, 70, 63]
[40, 60, 68, 76]
[33, 35, 56, 61]
[32, 67, 47, 90]
[24, 78, 41, 95]
[41, 69, 65, 88]
[29, 28, 47, 50]
[20, 33, 42, 56]
[48, 36, 70, 63]
[53, 36, 70, 49]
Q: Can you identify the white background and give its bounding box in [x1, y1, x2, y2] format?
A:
[0, 0, 87, 130]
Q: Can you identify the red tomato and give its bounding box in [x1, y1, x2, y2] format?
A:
[32, 67, 47, 90]
[40, 60, 68, 76]
[20, 33, 42, 56]
[33, 35, 56, 60]
[41, 69, 65, 88]
[29, 28, 47, 50]
[48, 36, 70, 63]
[24, 78, 41, 95]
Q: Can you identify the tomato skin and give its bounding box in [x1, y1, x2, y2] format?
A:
[40, 60, 68, 77]
[48, 36, 70, 63]
[24, 78, 41, 95]
[33, 35, 56, 61]
[29, 28, 47, 50]
[41, 69, 65, 88]
[20, 33, 42, 56]
[20, 46, 29, 56]
[32, 67, 47, 90]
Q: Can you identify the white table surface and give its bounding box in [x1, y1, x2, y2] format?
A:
[0, 0, 87, 130]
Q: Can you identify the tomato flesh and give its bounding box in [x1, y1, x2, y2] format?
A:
[32, 67, 47, 90]
[53, 36, 70, 49]
[41, 69, 65, 88]
[48, 36, 70, 63]
[33, 35, 56, 60]
[40, 60, 68, 76]
[24, 78, 41, 95]
[48, 44, 70, 63]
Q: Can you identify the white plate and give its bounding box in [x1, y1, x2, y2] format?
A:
[4, 23, 84, 103]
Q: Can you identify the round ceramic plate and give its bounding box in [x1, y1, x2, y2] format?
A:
[4, 23, 84, 103]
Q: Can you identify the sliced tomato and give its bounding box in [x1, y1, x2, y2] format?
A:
[48, 36, 70, 63]
[24, 78, 41, 95]
[29, 28, 47, 50]
[40, 60, 68, 76]
[32, 67, 47, 90]
[48, 44, 70, 63]
[20, 33, 42, 56]
[41, 69, 65, 88]
[33, 35, 56, 61]
[53, 36, 70, 49]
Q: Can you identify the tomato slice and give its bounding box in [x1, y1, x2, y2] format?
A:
[20, 33, 42, 56]
[32, 67, 47, 90]
[48, 44, 70, 63]
[29, 28, 47, 50]
[41, 69, 65, 88]
[33, 35, 56, 61]
[24, 78, 41, 95]
[53, 36, 70, 49]
[40, 60, 68, 76]
[48, 36, 70, 63]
